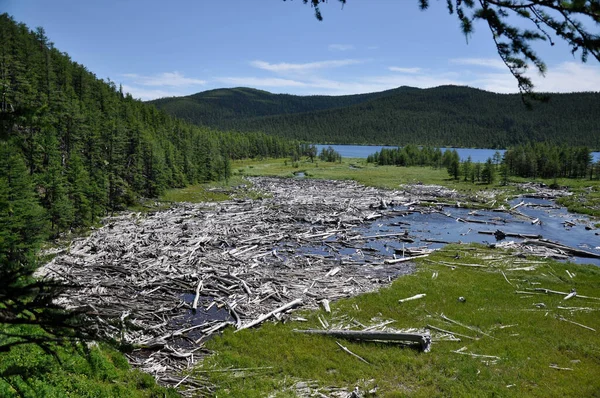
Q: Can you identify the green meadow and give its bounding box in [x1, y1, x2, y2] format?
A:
[194, 245, 600, 397]
[169, 157, 600, 397]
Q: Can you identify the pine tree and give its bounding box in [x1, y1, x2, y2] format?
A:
[0, 141, 46, 275]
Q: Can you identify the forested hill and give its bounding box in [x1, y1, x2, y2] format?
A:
[150, 86, 600, 149]
[149, 86, 417, 124]
[0, 14, 298, 236]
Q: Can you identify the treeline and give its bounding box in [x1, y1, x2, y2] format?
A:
[0, 14, 300, 239]
[152, 86, 600, 149]
[503, 143, 596, 179]
[319, 146, 342, 162]
[367, 143, 598, 183]
[367, 145, 446, 167]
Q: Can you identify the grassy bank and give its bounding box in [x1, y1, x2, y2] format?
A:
[232, 157, 600, 217]
[0, 325, 177, 397]
[194, 245, 600, 397]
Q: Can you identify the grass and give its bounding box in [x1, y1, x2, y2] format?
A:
[12, 156, 596, 397]
[232, 157, 600, 218]
[159, 176, 269, 204]
[195, 245, 600, 397]
[0, 325, 178, 397]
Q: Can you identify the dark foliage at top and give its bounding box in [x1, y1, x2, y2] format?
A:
[300, 0, 599, 98]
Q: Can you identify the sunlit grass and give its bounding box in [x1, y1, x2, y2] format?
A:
[196, 245, 600, 397]
[0, 328, 178, 398]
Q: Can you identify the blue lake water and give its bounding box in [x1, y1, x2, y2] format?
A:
[316, 144, 600, 163]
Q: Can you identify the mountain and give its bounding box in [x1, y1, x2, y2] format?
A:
[150, 86, 600, 149]
[149, 86, 417, 125]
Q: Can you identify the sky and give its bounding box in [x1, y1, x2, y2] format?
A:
[4, 0, 600, 100]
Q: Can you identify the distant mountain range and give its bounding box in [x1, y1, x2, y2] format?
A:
[149, 86, 600, 149]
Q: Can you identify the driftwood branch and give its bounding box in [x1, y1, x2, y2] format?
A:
[335, 341, 370, 364]
[237, 298, 303, 331]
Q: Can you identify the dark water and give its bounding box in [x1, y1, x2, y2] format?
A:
[291, 197, 600, 267]
[178, 197, 599, 333]
[354, 198, 600, 266]
[315, 144, 600, 163]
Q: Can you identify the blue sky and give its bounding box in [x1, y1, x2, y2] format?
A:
[5, 0, 600, 100]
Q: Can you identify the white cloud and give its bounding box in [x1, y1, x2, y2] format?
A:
[459, 61, 600, 94]
[450, 57, 507, 70]
[122, 71, 206, 87]
[532, 62, 600, 93]
[121, 84, 189, 101]
[328, 44, 354, 51]
[388, 66, 422, 74]
[250, 59, 363, 73]
[215, 77, 308, 88]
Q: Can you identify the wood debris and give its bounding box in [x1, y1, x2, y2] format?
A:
[37, 177, 420, 394]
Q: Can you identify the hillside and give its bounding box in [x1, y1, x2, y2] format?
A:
[0, 14, 300, 234]
[149, 86, 417, 125]
[150, 86, 600, 149]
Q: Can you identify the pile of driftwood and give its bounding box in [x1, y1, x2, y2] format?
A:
[37, 176, 595, 394]
[39, 177, 423, 395]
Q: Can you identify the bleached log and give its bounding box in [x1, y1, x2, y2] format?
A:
[441, 314, 494, 338]
[557, 316, 596, 332]
[320, 299, 331, 313]
[522, 239, 600, 259]
[426, 324, 478, 340]
[527, 287, 600, 301]
[398, 293, 426, 303]
[452, 346, 500, 360]
[236, 298, 303, 331]
[385, 254, 429, 264]
[192, 279, 203, 310]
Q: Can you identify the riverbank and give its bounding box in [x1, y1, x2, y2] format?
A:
[38, 173, 600, 395]
[197, 243, 600, 397]
[231, 157, 600, 218]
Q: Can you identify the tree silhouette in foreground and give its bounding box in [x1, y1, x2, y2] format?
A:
[299, 0, 599, 98]
[0, 141, 96, 353]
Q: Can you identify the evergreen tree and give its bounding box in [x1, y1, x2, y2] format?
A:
[0, 141, 46, 275]
[481, 157, 496, 184]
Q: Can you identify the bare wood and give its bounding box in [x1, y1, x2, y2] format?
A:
[236, 298, 303, 331]
[398, 293, 426, 303]
[528, 288, 600, 301]
[335, 341, 370, 364]
[192, 279, 203, 310]
[522, 239, 600, 259]
[426, 324, 478, 340]
[385, 254, 429, 264]
[293, 329, 431, 352]
[549, 365, 573, 371]
[500, 270, 513, 287]
[320, 299, 331, 313]
[452, 346, 500, 360]
[557, 316, 596, 332]
[441, 314, 494, 339]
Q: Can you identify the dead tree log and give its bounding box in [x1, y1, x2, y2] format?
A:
[522, 239, 600, 259]
[293, 329, 431, 352]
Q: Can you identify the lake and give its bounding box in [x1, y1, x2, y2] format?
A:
[315, 144, 600, 163]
